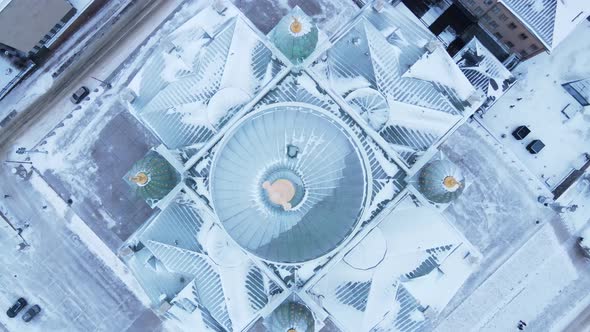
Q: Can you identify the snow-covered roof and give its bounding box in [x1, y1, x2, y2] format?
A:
[309, 3, 482, 166]
[124, 149, 180, 208]
[127, 7, 286, 158]
[563, 77, 590, 105]
[310, 196, 477, 332]
[210, 105, 369, 264]
[454, 38, 515, 108]
[123, 193, 285, 331]
[500, 0, 590, 50]
[121, 2, 480, 331]
[0, 0, 74, 52]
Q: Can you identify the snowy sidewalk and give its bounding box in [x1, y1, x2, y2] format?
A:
[435, 223, 576, 331]
[0, 167, 155, 331]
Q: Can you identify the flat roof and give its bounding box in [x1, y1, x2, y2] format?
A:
[0, 0, 73, 52]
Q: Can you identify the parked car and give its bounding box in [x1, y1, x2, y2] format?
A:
[577, 224, 590, 258]
[70, 86, 90, 104]
[579, 236, 590, 258]
[22, 305, 41, 322]
[6, 298, 27, 318]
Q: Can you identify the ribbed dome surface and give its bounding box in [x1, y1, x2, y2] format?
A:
[417, 159, 465, 204]
[211, 104, 368, 263]
[125, 150, 181, 206]
[270, 6, 319, 64]
[265, 301, 315, 332]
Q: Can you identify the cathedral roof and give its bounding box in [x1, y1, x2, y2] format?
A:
[211, 104, 368, 263]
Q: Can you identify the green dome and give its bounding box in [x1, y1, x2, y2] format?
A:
[270, 6, 319, 64]
[417, 159, 465, 204]
[125, 150, 180, 207]
[265, 301, 315, 332]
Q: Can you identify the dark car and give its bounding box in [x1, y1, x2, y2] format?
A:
[6, 298, 27, 318]
[22, 305, 41, 322]
[70, 86, 90, 104]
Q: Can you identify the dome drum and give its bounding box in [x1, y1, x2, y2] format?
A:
[210, 103, 370, 263]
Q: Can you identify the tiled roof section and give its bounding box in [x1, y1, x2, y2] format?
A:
[393, 285, 429, 332]
[403, 245, 454, 280]
[564, 78, 590, 104]
[454, 38, 515, 108]
[125, 195, 285, 330]
[130, 16, 285, 155]
[500, 0, 557, 47]
[309, 3, 478, 166]
[139, 202, 205, 253]
[369, 285, 430, 332]
[335, 281, 372, 312]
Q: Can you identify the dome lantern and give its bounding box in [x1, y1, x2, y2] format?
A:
[125, 150, 181, 207]
[270, 7, 319, 64]
[210, 105, 368, 263]
[264, 301, 315, 332]
[417, 159, 465, 204]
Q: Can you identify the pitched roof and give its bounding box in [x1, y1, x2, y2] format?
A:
[454, 38, 515, 104]
[500, 0, 590, 49]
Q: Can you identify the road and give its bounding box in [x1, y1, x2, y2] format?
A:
[0, 0, 167, 147]
[0, 0, 188, 331]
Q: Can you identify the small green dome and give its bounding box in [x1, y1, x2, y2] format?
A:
[265, 301, 315, 332]
[125, 150, 180, 207]
[270, 7, 319, 64]
[417, 159, 465, 204]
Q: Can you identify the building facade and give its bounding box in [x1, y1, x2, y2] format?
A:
[457, 0, 589, 60]
[457, 0, 545, 59]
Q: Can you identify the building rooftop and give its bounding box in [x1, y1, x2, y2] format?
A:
[500, 0, 590, 50]
[454, 37, 515, 109]
[211, 105, 368, 263]
[0, 0, 74, 53]
[120, 1, 482, 331]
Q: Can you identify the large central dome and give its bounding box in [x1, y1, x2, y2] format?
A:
[210, 104, 368, 263]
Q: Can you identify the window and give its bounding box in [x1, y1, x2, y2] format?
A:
[498, 13, 509, 21]
[519, 33, 528, 40]
[487, 20, 499, 29]
[520, 49, 528, 57]
[508, 22, 518, 29]
[474, 6, 484, 15]
[494, 32, 503, 39]
[491, 6, 501, 14]
[506, 41, 515, 48]
[529, 44, 539, 51]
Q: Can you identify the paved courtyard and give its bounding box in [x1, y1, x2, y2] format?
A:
[0, 167, 160, 331]
[479, 21, 590, 191]
[37, 101, 160, 251]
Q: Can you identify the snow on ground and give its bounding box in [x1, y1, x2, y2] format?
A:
[231, 0, 360, 37]
[480, 20, 590, 191]
[0, 168, 159, 332]
[436, 220, 590, 331]
[431, 120, 571, 328]
[558, 173, 590, 233]
[11, 0, 216, 251]
[310, 195, 476, 331]
[440, 122, 554, 254]
[0, 57, 31, 99]
[28, 173, 150, 306]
